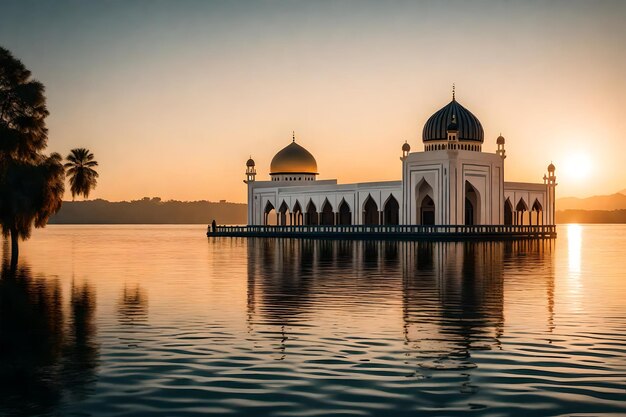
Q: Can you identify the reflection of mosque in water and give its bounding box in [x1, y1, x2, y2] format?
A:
[0, 263, 98, 416]
[246, 238, 555, 367]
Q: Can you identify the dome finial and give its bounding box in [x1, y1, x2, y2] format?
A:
[452, 83, 455, 101]
[292, 131, 295, 142]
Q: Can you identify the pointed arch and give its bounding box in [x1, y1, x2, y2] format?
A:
[416, 179, 435, 225]
[278, 200, 291, 226]
[320, 198, 334, 225]
[531, 199, 543, 225]
[338, 198, 352, 225]
[305, 200, 318, 225]
[264, 200, 277, 225]
[362, 194, 379, 225]
[383, 194, 400, 225]
[504, 198, 513, 225]
[515, 198, 528, 225]
[292, 200, 303, 225]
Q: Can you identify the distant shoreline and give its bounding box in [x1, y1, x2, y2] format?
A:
[49, 199, 247, 225]
[48, 200, 626, 224]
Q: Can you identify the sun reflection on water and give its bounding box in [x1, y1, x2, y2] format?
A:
[567, 224, 582, 275]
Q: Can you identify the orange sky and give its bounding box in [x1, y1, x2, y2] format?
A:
[1, 1, 624, 202]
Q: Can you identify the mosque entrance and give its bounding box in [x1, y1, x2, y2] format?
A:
[465, 181, 480, 225]
[416, 180, 435, 225]
[363, 196, 379, 225]
[420, 196, 435, 225]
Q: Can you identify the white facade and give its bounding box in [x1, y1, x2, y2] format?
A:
[244, 96, 557, 227]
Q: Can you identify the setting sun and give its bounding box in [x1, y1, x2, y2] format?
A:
[563, 153, 593, 181]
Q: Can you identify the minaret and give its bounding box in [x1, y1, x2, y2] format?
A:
[244, 156, 256, 183]
[244, 157, 256, 225]
[401, 141, 410, 161]
[544, 162, 557, 225]
[496, 134, 506, 159]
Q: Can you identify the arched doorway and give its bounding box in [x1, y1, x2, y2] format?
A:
[420, 196, 435, 225]
[504, 198, 513, 225]
[338, 199, 351, 225]
[305, 200, 318, 225]
[383, 195, 399, 225]
[465, 181, 480, 225]
[293, 201, 303, 225]
[531, 199, 543, 225]
[416, 180, 435, 225]
[516, 198, 528, 225]
[264, 201, 277, 225]
[362, 195, 379, 225]
[320, 199, 334, 225]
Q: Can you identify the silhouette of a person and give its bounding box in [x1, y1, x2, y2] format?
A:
[211, 219, 217, 233]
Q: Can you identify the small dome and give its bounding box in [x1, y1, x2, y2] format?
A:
[246, 157, 255, 167]
[423, 99, 484, 143]
[496, 135, 505, 145]
[402, 141, 411, 152]
[270, 141, 318, 175]
[547, 162, 555, 173]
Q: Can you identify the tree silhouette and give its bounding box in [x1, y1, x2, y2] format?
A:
[0, 46, 95, 266]
[64, 148, 98, 200]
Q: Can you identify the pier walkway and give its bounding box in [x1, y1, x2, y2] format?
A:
[208, 224, 556, 240]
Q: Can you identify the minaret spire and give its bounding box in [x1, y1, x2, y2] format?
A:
[452, 83, 456, 101]
[292, 131, 295, 142]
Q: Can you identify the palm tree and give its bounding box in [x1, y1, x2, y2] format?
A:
[1, 46, 66, 267]
[64, 148, 98, 200]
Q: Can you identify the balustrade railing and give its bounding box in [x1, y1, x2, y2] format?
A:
[211, 224, 556, 236]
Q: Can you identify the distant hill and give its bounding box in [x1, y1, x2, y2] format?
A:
[557, 193, 626, 211]
[620, 189, 626, 195]
[49, 198, 247, 225]
[556, 209, 626, 224]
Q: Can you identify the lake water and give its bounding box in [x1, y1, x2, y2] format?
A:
[1, 225, 625, 416]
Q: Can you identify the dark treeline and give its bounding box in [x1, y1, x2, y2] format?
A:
[49, 198, 246, 225]
[556, 209, 626, 224]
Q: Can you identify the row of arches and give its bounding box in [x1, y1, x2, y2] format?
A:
[504, 197, 544, 225]
[264, 195, 400, 226]
[262, 186, 545, 226]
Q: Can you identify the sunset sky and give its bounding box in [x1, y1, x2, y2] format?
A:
[1, 0, 624, 202]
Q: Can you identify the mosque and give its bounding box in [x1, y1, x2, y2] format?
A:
[243, 90, 557, 229]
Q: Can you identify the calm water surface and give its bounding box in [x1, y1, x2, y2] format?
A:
[1, 225, 625, 416]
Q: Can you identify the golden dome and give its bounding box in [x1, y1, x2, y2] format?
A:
[270, 141, 318, 175]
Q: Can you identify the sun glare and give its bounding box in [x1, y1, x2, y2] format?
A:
[563, 153, 592, 181]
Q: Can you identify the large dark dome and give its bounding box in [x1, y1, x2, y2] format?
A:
[422, 99, 484, 143]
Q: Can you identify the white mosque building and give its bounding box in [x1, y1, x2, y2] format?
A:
[244, 92, 557, 228]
